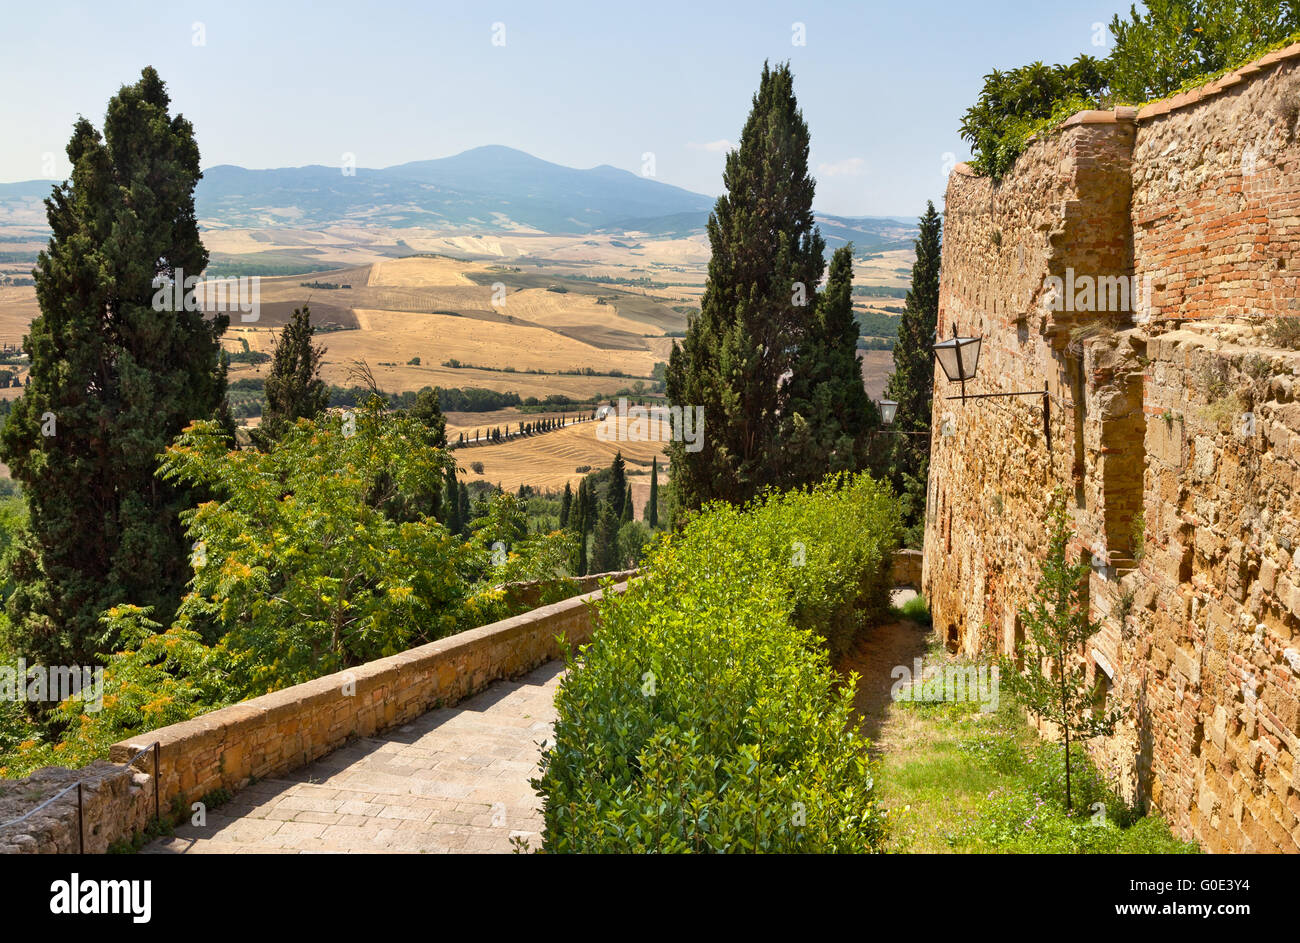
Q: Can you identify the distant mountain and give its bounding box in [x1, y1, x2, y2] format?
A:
[0, 145, 918, 250]
[599, 210, 917, 254]
[192, 145, 716, 233]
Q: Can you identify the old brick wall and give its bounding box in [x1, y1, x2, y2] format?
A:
[926, 43, 1300, 852]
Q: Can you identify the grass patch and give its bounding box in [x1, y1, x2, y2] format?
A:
[876, 645, 1197, 854]
[890, 593, 931, 626]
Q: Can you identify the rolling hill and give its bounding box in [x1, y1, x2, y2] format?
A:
[0, 146, 918, 251]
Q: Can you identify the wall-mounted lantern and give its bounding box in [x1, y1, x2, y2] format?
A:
[871, 398, 926, 437]
[932, 330, 982, 403]
[932, 323, 1051, 452]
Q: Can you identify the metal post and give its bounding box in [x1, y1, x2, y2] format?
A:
[153, 742, 160, 823]
[952, 324, 966, 403]
[1043, 380, 1051, 453]
[77, 782, 83, 855]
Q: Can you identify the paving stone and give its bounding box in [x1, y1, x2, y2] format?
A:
[142, 661, 562, 855]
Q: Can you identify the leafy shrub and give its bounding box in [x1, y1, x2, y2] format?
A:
[960, 60, 1108, 179]
[960, 1, 1300, 179]
[535, 473, 900, 853]
[1108, 0, 1299, 103]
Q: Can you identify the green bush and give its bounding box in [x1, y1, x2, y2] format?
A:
[960, 2, 1300, 179]
[535, 474, 900, 853]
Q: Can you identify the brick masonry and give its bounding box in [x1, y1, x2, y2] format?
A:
[925, 43, 1300, 852]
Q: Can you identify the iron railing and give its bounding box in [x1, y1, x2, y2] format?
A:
[0, 741, 160, 853]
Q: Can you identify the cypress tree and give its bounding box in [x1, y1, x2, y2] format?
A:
[781, 244, 878, 486]
[583, 474, 598, 527]
[591, 498, 621, 573]
[621, 483, 633, 524]
[665, 61, 825, 514]
[409, 388, 447, 448]
[457, 482, 471, 537]
[608, 452, 627, 514]
[884, 201, 942, 541]
[573, 479, 590, 575]
[560, 482, 572, 529]
[443, 464, 461, 535]
[646, 458, 659, 528]
[254, 303, 327, 448]
[0, 68, 228, 665]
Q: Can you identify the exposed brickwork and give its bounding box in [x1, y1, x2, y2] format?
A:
[926, 44, 1300, 853]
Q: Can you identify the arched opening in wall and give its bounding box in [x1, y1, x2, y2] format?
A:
[946, 623, 959, 653]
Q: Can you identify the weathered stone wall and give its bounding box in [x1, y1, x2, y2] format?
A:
[923, 108, 1137, 660]
[0, 578, 628, 854]
[889, 549, 923, 589]
[926, 42, 1300, 852]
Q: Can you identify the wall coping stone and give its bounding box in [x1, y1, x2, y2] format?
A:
[1137, 41, 1300, 121]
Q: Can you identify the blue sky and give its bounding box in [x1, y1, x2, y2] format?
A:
[0, 0, 1127, 216]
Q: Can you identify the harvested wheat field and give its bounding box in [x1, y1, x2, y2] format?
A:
[454, 416, 671, 491]
[444, 409, 578, 440]
[366, 256, 476, 287]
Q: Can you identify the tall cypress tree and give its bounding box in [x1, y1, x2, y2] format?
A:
[409, 387, 447, 448]
[607, 452, 626, 513]
[0, 68, 228, 665]
[457, 482, 471, 537]
[645, 459, 659, 528]
[621, 483, 633, 524]
[666, 61, 825, 514]
[559, 482, 572, 529]
[884, 201, 942, 541]
[443, 464, 461, 535]
[573, 478, 590, 575]
[591, 498, 621, 573]
[254, 304, 328, 449]
[781, 245, 878, 486]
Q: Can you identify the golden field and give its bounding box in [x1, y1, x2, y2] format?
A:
[454, 416, 671, 492]
[0, 225, 907, 489]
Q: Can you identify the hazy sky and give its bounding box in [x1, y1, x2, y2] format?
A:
[0, 0, 1124, 217]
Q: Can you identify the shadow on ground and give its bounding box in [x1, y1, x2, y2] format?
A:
[837, 614, 933, 748]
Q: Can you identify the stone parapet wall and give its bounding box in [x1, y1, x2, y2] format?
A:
[0, 577, 629, 854]
[889, 549, 923, 588]
[926, 42, 1300, 852]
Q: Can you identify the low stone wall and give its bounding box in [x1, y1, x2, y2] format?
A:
[0, 756, 157, 854]
[501, 570, 637, 610]
[889, 550, 923, 589]
[0, 577, 629, 854]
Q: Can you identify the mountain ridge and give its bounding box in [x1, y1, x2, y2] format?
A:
[0, 145, 918, 250]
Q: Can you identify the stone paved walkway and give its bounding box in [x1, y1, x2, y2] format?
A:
[144, 661, 562, 854]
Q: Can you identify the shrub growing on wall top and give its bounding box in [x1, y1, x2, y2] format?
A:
[534, 473, 900, 853]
